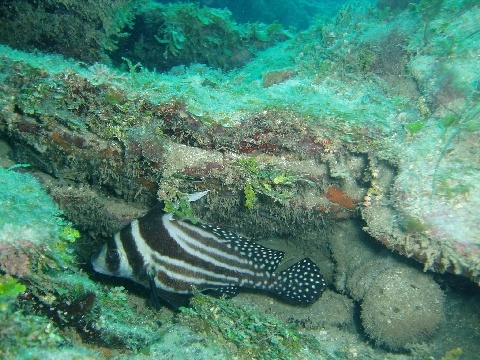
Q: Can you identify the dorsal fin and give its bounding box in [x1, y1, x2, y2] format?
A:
[187, 190, 209, 202]
[194, 221, 285, 273]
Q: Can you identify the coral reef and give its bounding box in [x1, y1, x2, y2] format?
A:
[1, 0, 480, 358]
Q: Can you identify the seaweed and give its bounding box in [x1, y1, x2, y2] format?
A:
[234, 157, 302, 209]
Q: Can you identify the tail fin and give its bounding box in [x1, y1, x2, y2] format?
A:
[269, 258, 327, 305]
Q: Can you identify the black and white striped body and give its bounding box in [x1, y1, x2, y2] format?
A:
[91, 205, 326, 306]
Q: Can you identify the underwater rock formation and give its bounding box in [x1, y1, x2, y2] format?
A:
[303, 0, 480, 285]
[1, 0, 480, 357]
[109, 2, 289, 72]
[330, 221, 445, 350]
[0, 54, 364, 242]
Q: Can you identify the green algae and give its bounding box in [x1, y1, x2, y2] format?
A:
[244, 182, 258, 210]
[234, 157, 303, 210]
[405, 121, 425, 135]
[163, 191, 199, 223]
[397, 214, 429, 234]
[0, 275, 26, 312]
[441, 348, 463, 360]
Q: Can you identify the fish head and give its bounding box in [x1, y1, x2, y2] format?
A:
[91, 234, 133, 279]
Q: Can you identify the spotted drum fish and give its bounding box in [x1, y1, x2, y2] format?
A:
[91, 192, 327, 308]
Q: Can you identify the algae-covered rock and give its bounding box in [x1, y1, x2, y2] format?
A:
[0, 166, 95, 358]
[262, 68, 296, 87]
[359, 1, 480, 285]
[0, 165, 163, 357]
[0, 0, 135, 63]
[0, 165, 77, 277]
[112, 2, 259, 71]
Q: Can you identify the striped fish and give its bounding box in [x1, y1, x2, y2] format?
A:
[91, 193, 326, 308]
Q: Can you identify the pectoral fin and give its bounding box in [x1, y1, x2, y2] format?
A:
[149, 277, 191, 310]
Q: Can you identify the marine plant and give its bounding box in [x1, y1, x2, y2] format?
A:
[163, 191, 199, 223]
[0, 275, 26, 312]
[234, 157, 301, 209]
[178, 291, 325, 360]
[404, 120, 425, 135]
[244, 182, 258, 210]
[441, 348, 463, 360]
[121, 56, 143, 86]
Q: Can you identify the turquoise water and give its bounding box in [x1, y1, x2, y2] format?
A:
[0, 1, 479, 359]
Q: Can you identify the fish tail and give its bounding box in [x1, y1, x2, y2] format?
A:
[269, 258, 326, 305]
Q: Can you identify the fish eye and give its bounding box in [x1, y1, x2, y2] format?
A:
[106, 249, 120, 263]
